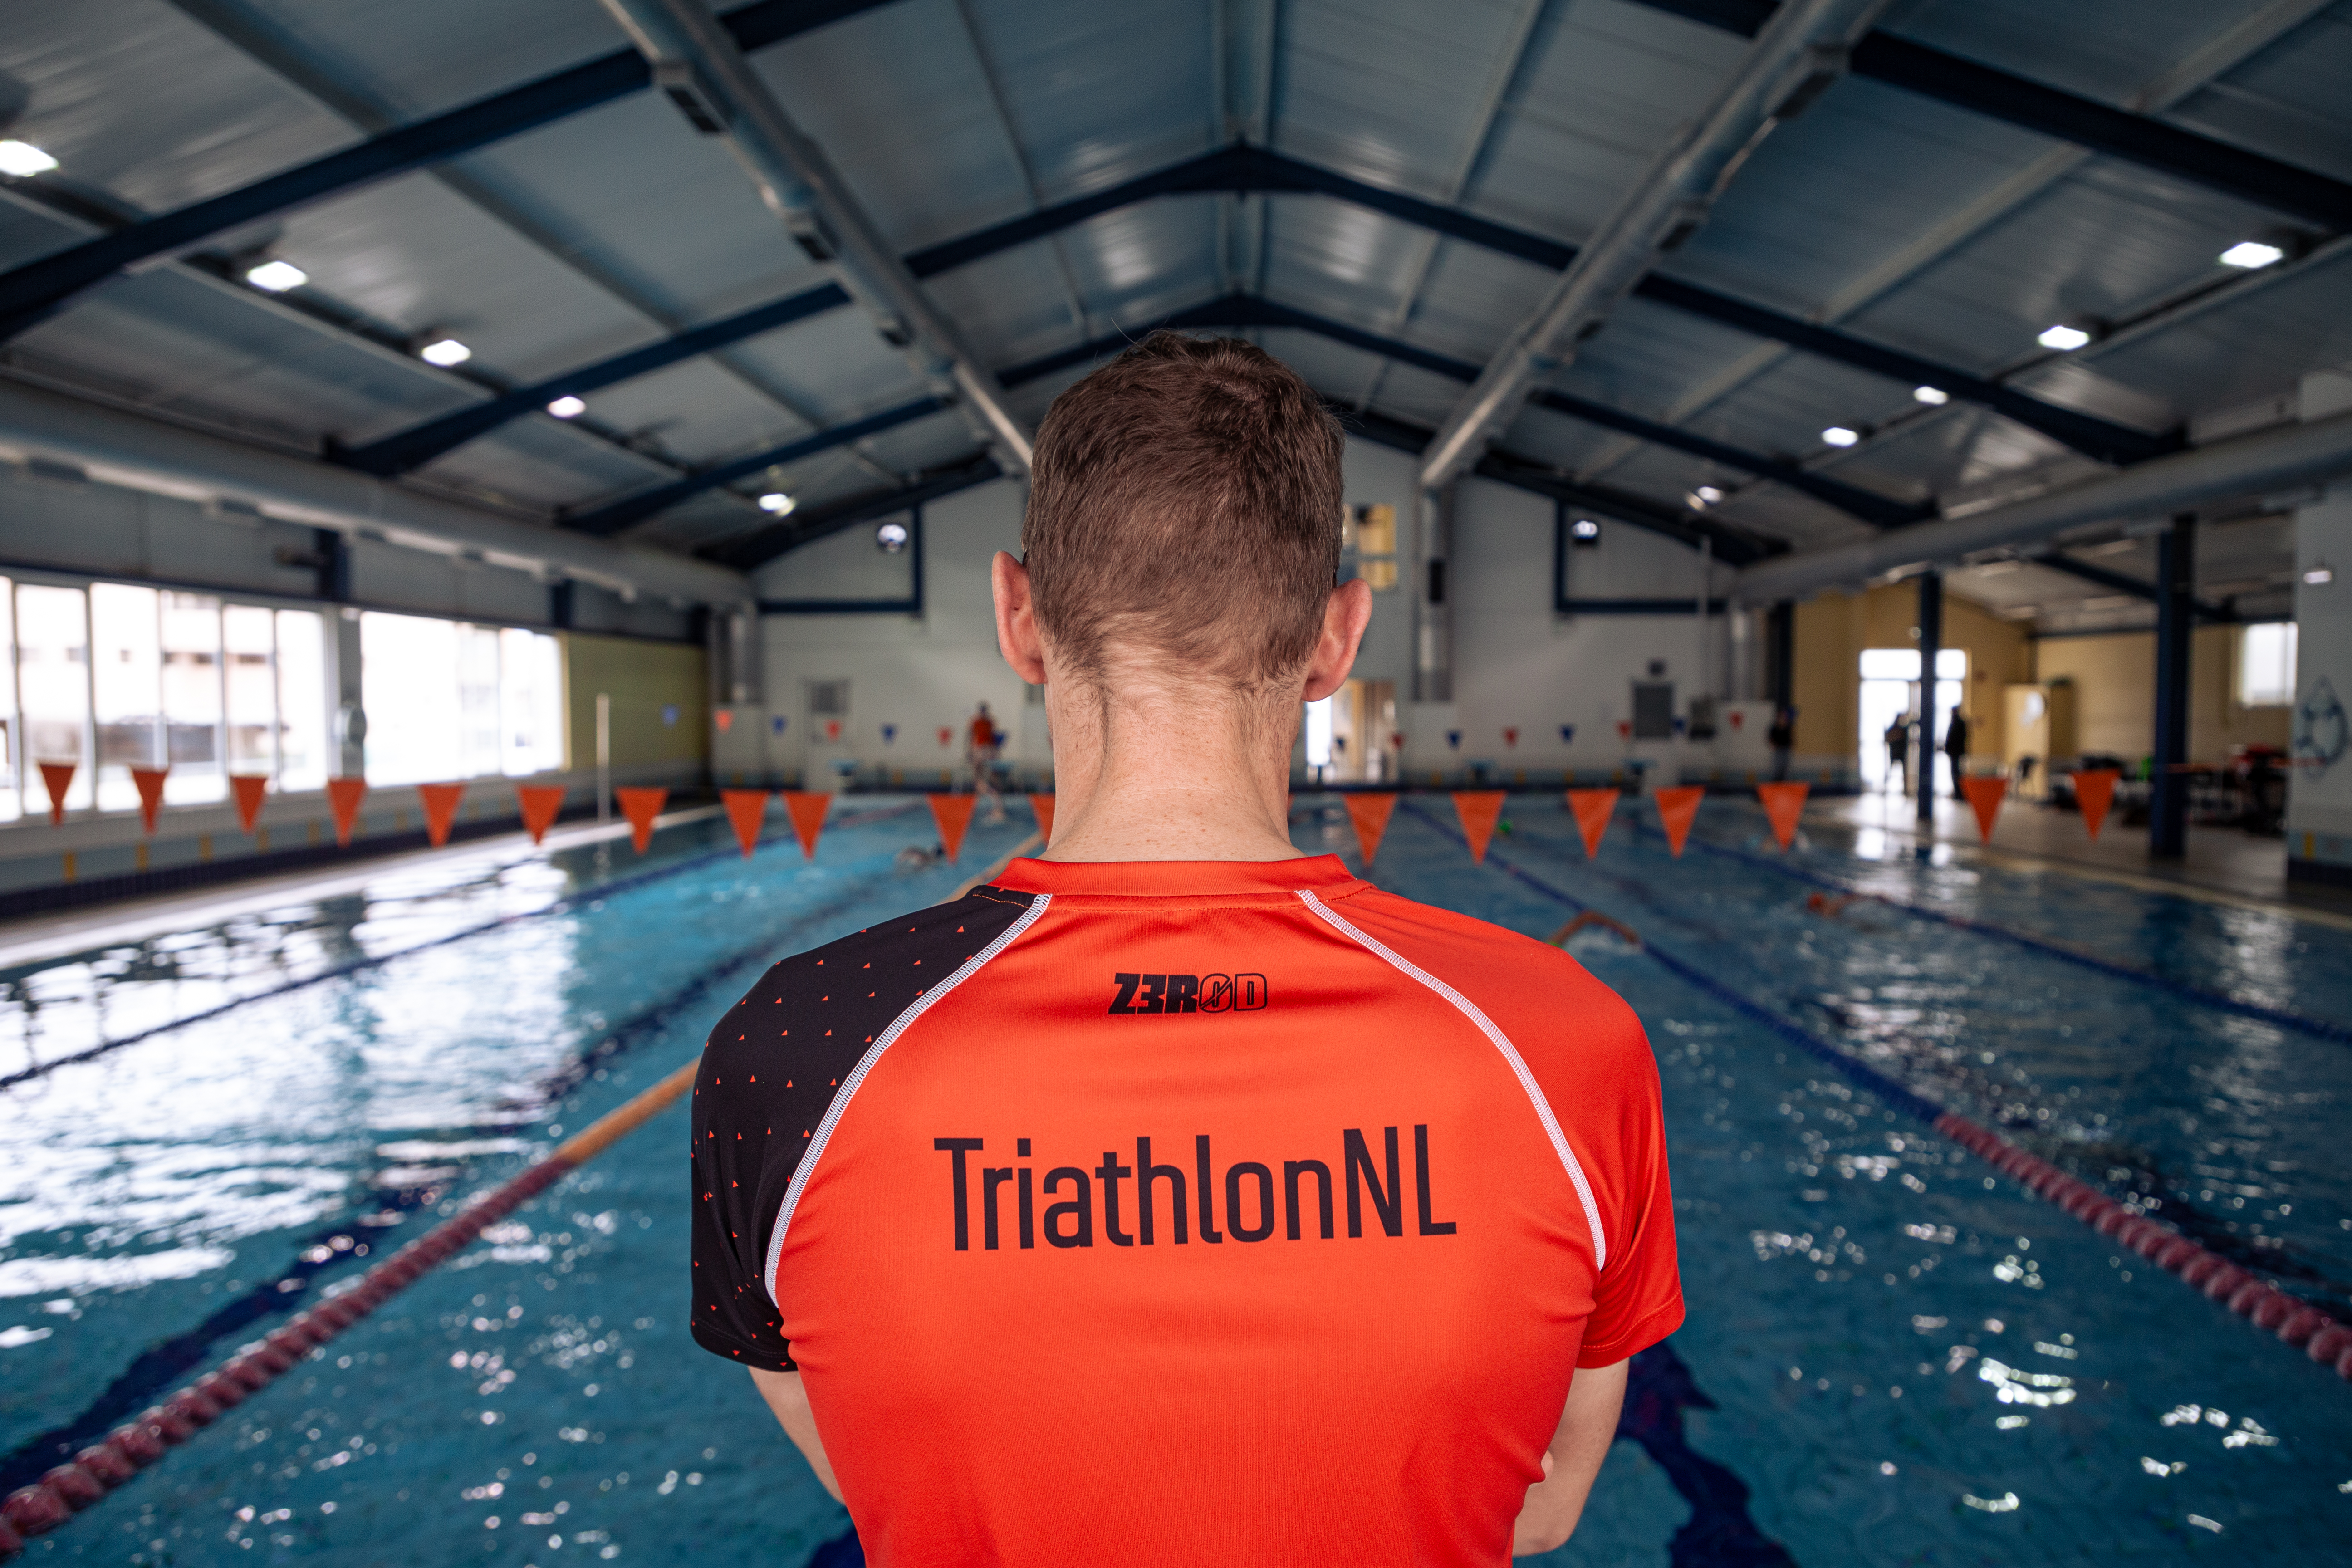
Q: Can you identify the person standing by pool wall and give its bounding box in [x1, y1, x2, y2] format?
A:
[686, 333, 1683, 1565]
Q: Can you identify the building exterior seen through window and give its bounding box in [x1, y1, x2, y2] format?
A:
[358, 612, 562, 786]
[2238, 622, 2297, 708]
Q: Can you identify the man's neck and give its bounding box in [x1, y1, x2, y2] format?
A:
[1037, 678, 1303, 862]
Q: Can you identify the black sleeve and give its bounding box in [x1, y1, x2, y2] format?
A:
[688, 888, 1035, 1370]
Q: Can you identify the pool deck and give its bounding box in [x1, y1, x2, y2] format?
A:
[1816, 787, 2352, 931]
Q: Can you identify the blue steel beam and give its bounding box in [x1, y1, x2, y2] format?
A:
[1628, 0, 2352, 231]
[561, 393, 946, 537]
[0, 0, 901, 343]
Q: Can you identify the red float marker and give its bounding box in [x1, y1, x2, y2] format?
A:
[1565, 787, 1620, 858]
[779, 791, 831, 859]
[938, 726, 953, 747]
[928, 793, 977, 862]
[2074, 768, 2120, 841]
[326, 777, 367, 847]
[1653, 786, 1705, 858]
[1960, 775, 2009, 842]
[1756, 781, 1809, 851]
[1030, 793, 1056, 847]
[1502, 727, 1518, 748]
[721, 789, 770, 858]
[129, 767, 169, 833]
[416, 782, 466, 848]
[230, 774, 268, 834]
[37, 762, 74, 826]
[1344, 793, 1398, 866]
[614, 787, 667, 853]
[1452, 790, 1507, 865]
[514, 784, 565, 845]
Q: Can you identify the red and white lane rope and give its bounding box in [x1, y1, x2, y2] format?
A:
[0, 832, 1041, 1557]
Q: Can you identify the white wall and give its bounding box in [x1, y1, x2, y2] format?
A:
[2286, 486, 2350, 875]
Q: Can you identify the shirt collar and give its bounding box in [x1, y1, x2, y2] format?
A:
[989, 854, 1363, 899]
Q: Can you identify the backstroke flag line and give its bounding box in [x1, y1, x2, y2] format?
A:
[1453, 791, 1507, 865]
[780, 791, 831, 859]
[1566, 788, 1619, 858]
[1652, 787, 1704, 858]
[1346, 793, 1398, 866]
[928, 794, 977, 862]
[615, 788, 667, 854]
[1757, 781, 1809, 851]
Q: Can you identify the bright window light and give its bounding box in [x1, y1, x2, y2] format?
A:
[1694, 485, 1725, 504]
[546, 395, 586, 418]
[757, 492, 794, 514]
[418, 337, 472, 367]
[0, 140, 59, 178]
[1303, 695, 1334, 768]
[2038, 323, 2091, 351]
[2237, 622, 2296, 707]
[1913, 385, 1950, 406]
[1821, 426, 1859, 447]
[245, 259, 308, 292]
[2219, 240, 2284, 270]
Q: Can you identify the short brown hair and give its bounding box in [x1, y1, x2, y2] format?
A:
[1023, 332, 1344, 688]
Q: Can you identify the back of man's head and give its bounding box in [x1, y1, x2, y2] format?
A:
[1023, 333, 1343, 694]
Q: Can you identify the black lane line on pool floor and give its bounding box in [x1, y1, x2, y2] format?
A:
[0, 842, 970, 1493]
[1633, 815, 2352, 1047]
[0, 801, 925, 1092]
[1396, 801, 2350, 1321]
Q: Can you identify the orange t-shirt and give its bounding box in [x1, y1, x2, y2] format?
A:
[691, 855, 1681, 1565]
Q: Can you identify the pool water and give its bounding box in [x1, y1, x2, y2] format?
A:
[1, 790, 2347, 1565]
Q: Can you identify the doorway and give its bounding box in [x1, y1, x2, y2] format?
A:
[1857, 648, 1964, 796]
[1304, 678, 1397, 783]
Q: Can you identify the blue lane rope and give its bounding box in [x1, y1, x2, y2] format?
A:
[0, 800, 923, 1091]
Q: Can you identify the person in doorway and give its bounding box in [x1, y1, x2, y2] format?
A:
[1885, 715, 1911, 795]
[966, 700, 1006, 823]
[1943, 709, 1971, 798]
[1767, 705, 1795, 782]
[687, 333, 1680, 1565]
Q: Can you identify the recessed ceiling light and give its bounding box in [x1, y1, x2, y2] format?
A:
[758, 492, 794, 514]
[2307, 565, 2335, 585]
[0, 140, 59, 178]
[244, 259, 308, 293]
[1912, 385, 1950, 406]
[1570, 517, 1601, 542]
[1821, 426, 1859, 447]
[2219, 240, 2284, 270]
[546, 395, 586, 418]
[417, 337, 472, 367]
[2038, 324, 2091, 351]
[1694, 485, 1725, 504]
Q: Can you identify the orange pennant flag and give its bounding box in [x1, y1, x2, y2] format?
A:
[929, 794, 977, 862]
[38, 761, 75, 825]
[1653, 786, 1705, 858]
[2073, 768, 2120, 841]
[614, 787, 667, 853]
[327, 777, 368, 847]
[1453, 790, 1507, 865]
[230, 773, 269, 834]
[515, 784, 565, 845]
[130, 766, 170, 833]
[1566, 788, 1620, 858]
[1960, 775, 2009, 842]
[1757, 781, 1809, 851]
[1344, 793, 1398, 866]
[416, 782, 466, 848]
[721, 788, 771, 858]
[1030, 793, 1056, 847]
[779, 791, 831, 859]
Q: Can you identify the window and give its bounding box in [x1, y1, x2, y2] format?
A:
[2238, 622, 2297, 707]
[360, 612, 563, 786]
[18, 583, 92, 817]
[1346, 504, 1400, 593]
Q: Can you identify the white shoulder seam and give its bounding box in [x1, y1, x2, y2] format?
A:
[1294, 888, 1607, 1269]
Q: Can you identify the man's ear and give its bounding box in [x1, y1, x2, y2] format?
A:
[1301, 578, 1374, 702]
[992, 552, 1049, 685]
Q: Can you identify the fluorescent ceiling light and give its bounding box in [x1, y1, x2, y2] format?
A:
[417, 337, 472, 367]
[546, 396, 586, 418]
[2219, 240, 2284, 270]
[1821, 426, 1859, 447]
[2038, 324, 2091, 351]
[1912, 385, 1949, 406]
[757, 492, 794, 514]
[0, 140, 58, 178]
[2307, 565, 2334, 585]
[1694, 485, 1725, 504]
[244, 259, 308, 292]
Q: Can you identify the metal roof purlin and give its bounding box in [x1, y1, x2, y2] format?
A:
[0, 0, 906, 344]
[2029, 551, 2234, 623]
[1417, 0, 1899, 493]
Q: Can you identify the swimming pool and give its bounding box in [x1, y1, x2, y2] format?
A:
[1, 790, 2346, 1564]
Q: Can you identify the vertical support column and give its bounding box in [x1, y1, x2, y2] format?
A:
[2150, 512, 2196, 859]
[331, 606, 365, 780]
[549, 579, 576, 631]
[1766, 601, 1795, 713]
[1915, 569, 1941, 829]
[1411, 485, 1453, 704]
[312, 527, 351, 605]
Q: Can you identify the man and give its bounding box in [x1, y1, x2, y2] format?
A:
[1767, 704, 1795, 783]
[1943, 708, 1971, 799]
[689, 334, 1681, 1564]
[965, 700, 1005, 822]
[1885, 714, 1911, 795]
